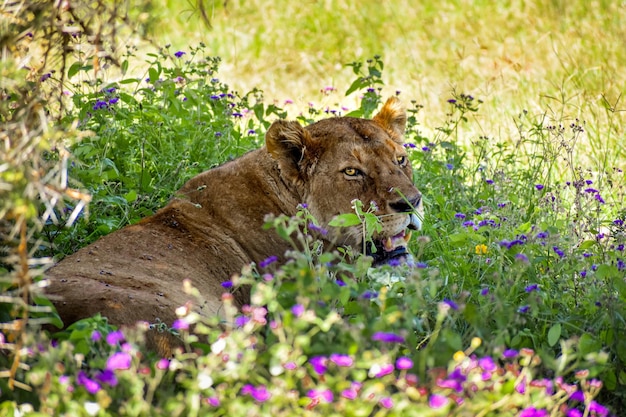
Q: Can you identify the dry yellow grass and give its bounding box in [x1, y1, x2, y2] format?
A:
[151, 0, 625, 167]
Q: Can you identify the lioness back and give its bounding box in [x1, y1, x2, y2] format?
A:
[45, 97, 423, 353]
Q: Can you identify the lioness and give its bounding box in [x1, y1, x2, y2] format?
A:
[45, 97, 423, 344]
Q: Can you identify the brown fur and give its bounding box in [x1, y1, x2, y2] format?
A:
[44, 97, 422, 351]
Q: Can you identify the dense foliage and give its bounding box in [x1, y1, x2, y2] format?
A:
[1, 43, 624, 415]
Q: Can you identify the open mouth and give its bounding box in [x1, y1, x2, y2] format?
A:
[367, 214, 421, 266]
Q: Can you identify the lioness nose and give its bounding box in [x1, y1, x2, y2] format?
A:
[389, 194, 421, 213]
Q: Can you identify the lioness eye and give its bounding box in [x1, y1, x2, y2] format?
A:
[396, 155, 407, 165]
[343, 167, 360, 176]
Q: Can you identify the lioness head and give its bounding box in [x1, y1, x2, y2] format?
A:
[266, 97, 423, 264]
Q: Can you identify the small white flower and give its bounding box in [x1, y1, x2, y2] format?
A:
[84, 402, 100, 416]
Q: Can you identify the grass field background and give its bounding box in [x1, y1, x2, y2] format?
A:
[146, 0, 626, 168]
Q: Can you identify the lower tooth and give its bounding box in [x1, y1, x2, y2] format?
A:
[404, 231, 412, 243]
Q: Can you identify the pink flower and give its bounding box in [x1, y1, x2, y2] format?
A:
[106, 352, 132, 371]
[429, 394, 449, 409]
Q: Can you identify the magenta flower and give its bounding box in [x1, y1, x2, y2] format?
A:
[156, 358, 169, 370]
[519, 407, 548, 417]
[588, 401, 609, 416]
[329, 353, 353, 367]
[172, 318, 189, 330]
[379, 397, 393, 409]
[207, 396, 220, 406]
[395, 356, 413, 370]
[77, 371, 101, 394]
[375, 363, 395, 378]
[106, 351, 131, 371]
[429, 394, 449, 409]
[341, 387, 358, 400]
[309, 356, 328, 375]
[91, 330, 102, 342]
[105, 330, 124, 346]
[251, 385, 271, 402]
[307, 388, 333, 403]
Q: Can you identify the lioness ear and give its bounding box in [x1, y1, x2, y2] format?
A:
[266, 120, 314, 184]
[373, 96, 407, 140]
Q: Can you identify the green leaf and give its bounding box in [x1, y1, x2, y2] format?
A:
[578, 240, 596, 250]
[124, 190, 138, 203]
[329, 213, 362, 228]
[68, 62, 82, 78]
[345, 78, 365, 96]
[121, 59, 129, 75]
[579, 333, 602, 355]
[547, 322, 561, 347]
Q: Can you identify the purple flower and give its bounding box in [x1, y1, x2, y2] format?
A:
[291, 304, 305, 317]
[518, 305, 530, 314]
[553, 246, 565, 258]
[108, 97, 119, 105]
[478, 356, 497, 372]
[422, 146, 430, 152]
[105, 330, 125, 346]
[404, 143, 417, 149]
[516, 253, 529, 263]
[40, 73, 52, 82]
[309, 356, 328, 374]
[207, 397, 220, 407]
[77, 371, 101, 394]
[614, 219, 624, 227]
[594, 193, 605, 204]
[234, 315, 250, 327]
[416, 262, 427, 268]
[174, 51, 186, 58]
[446, 163, 454, 170]
[341, 388, 358, 400]
[462, 221, 475, 228]
[308, 222, 328, 235]
[92, 100, 108, 110]
[480, 287, 489, 296]
[485, 179, 494, 184]
[172, 319, 189, 330]
[429, 394, 449, 409]
[106, 352, 131, 371]
[454, 213, 466, 219]
[536, 231, 549, 239]
[535, 184, 544, 190]
[570, 390, 585, 402]
[524, 284, 539, 293]
[329, 353, 353, 367]
[580, 270, 587, 278]
[361, 290, 378, 299]
[221, 280, 233, 288]
[372, 332, 405, 343]
[395, 356, 413, 370]
[502, 349, 518, 358]
[584, 188, 598, 193]
[91, 330, 102, 342]
[443, 298, 459, 310]
[259, 255, 278, 268]
[96, 369, 118, 386]
[379, 397, 393, 409]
